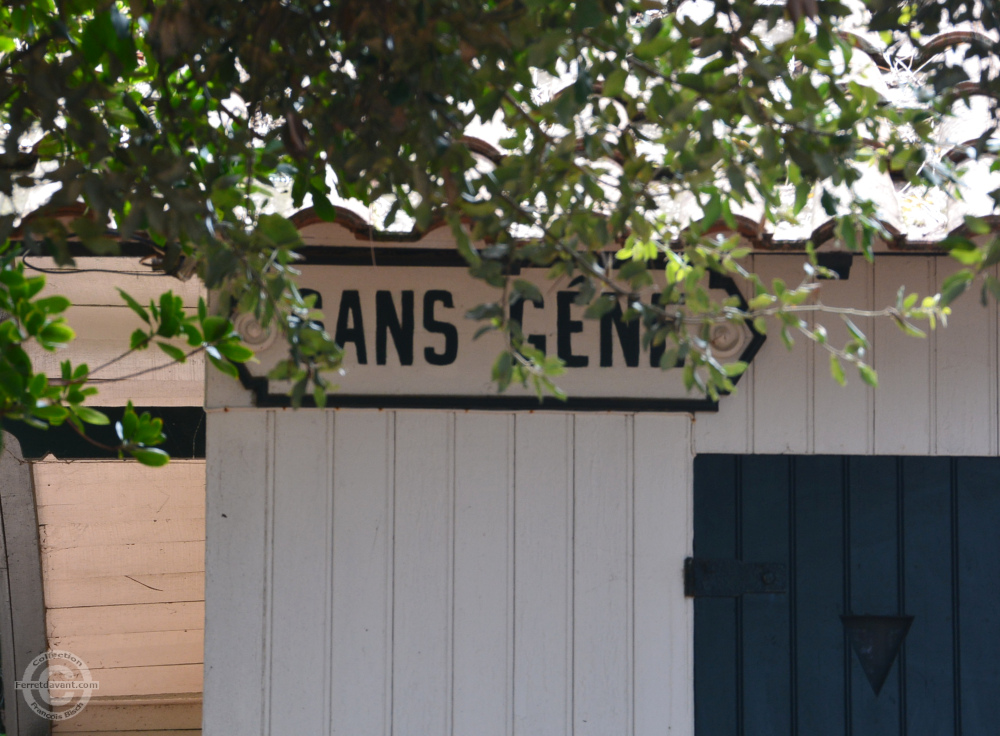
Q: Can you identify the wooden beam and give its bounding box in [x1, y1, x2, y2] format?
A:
[0, 432, 51, 735]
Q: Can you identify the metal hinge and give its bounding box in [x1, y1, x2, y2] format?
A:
[684, 557, 788, 597]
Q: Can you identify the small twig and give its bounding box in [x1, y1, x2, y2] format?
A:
[65, 419, 119, 453]
[124, 575, 163, 591]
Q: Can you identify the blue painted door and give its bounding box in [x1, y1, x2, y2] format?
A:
[693, 456, 1000, 735]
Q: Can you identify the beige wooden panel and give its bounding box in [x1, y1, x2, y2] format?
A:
[35, 461, 205, 525]
[873, 257, 934, 454]
[48, 602, 204, 637]
[42, 519, 204, 549]
[811, 257, 875, 454]
[43, 541, 204, 580]
[752, 256, 813, 453]
[50, 630, 203, 669]
[934, 258, 998, 455]
[32, 257, 204, 307]
[53, 699, 201, 732]
[39, 501, 205, 527]
[27, 305, 204, 406]
[84, 665, 203, 697]
[38, 500, 205, 525]
[44, 573, 205, 609]
[65, 379, 206, 407]
[452, 413, 513, 736]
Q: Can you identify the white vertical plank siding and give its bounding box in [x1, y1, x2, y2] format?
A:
[330, 411, 394, 736]
[692, 361, 754, 454]
[751, 257, 814, 453]
[693, 257, 755, 454]
[873, 257, 934, 454]
[205, 408, 697, 736]
[934, 258, 998, 455]
[633, 414, 694, 736]
[203, 410, 271, 736]
[513, 414, 574, 736]
[268, 411, 331, 734]
[691, 254, 1000, 458]
[572, 415, 631, 736]
[452, 413, 514, 736]
[392, 412, 455, 736]
[811, 259, 875, 454]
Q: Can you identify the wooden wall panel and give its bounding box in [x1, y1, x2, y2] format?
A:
[27, 305, 204, 407]
[53, 699, 201, 733]
[694, 254, 1000, 457]
[693, 262, 755, 455]
[204, 409, 695, 736]
[44, 573, 204, 609]
[47, 602, 203, 638]
[512, 414, 573, 736]
[391, 412, 454, 736]
[330, 411, 393, 736]
[452, 413, 513, 736]
[633, 414, 693, 736]
[204, 412, 268, 734]
[873, 258, 935, 455]
[573, 415, 631, 736]
[751, 257, 814, 454]
[36, 458, 206, 714]
[268, 412, 331, 733]
[933, 260, 998, 455]
[49, 630, 203, 669]
[811, 260, 874, 454]
[34, 462, 205, 526]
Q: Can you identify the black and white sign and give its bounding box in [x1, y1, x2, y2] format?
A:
[238, 249, 762, 411]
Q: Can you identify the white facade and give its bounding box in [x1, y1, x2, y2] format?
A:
[203, 250, 1000, 735]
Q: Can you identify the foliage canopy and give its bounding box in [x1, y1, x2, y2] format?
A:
[1, 0, 998, 461]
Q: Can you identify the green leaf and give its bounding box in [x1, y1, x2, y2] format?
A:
[129, 447, 171, 467]
[215, 341, 255, 363]
[202, 316, 229, 343]
[723, 361, 748, 377]
[829, 354, 846, 386]
[257, 214, 302, 248]
[74, 406, 110, 425]
[603, 68, 627, 98]
[511, 279, 543, 305]
[964, 215, 991, 235]
[208, 354, 240, 379]
[157, 341, 188, 362]
[940, 270, 974, 306]
[843, 318, 869, 348]
[38, 322, 75, 346]
[584, 295, 617, 319]
[858, 364, 879, 387]
[33, 296, 71, 314]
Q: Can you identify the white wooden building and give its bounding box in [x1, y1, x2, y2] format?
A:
[202, 216, 1000, 735]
